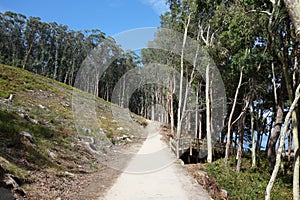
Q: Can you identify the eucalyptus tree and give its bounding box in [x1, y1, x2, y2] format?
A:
[22, 16, 43, 70]
[0, 12, 119, 85]
[0, 12, 26, 67]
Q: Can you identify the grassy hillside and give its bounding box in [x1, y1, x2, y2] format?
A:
[0, 64, 146, 199]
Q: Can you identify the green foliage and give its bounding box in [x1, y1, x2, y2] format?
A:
[203, 156, 293, 200]
[0, 11, 141, 107]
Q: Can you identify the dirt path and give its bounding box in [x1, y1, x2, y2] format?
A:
[99, 122, 210, 200]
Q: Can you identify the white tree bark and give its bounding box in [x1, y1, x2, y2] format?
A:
[292, 110, 299, 200]
[170, 73, 175, 136]
[176, 13, 191, 141]
[195, 81, 200, 139]
[266, 83, 300, 200]
[250, 100, 256, 168]
[284, 0, 300, 39]
[292, 52, 300, 200]
[225, 67, 244, 163]
[206, 64, 212, 163]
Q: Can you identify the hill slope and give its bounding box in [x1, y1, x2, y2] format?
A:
[0, 64, 147, 199]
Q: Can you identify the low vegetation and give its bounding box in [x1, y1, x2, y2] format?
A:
[189, 154, 293, 200]
[0, 64, 146, 199]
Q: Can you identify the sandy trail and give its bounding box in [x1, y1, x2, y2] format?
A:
[100, 122, 210, 200]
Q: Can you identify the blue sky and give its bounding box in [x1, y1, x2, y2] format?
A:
[0, 0, 168, 36]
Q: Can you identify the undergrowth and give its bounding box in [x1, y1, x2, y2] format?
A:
[203, 154, 293, 200]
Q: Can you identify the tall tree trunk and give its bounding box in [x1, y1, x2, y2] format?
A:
[170, 72, 175, 135]
[283, 0, 300, 39]
[94, 74, 99, 97]
[288, 131, 292, 162]
[22, 42, 33, 70]
[268, 63, 284, 173]
[250, 99, 256, 168]
[176, 13, 191, 140]
[176, 14, 191, 158]
[151, 92, 155, 120]
[236, 115, 245, 172]
[195, 81, 200, 139]
[266, 83, 300, 200]
[292, 45, 300, 200]
[268, 102, 284, 173]
[282, 22, 300, 197]
[53, 39, 59, 80]
[236, 95, 250, 172]
[121, 74, 126, 108]
[256, 109, 262, 153]
[69, 54, 76, 86]
[225, 67, 244, 163]
[206, 64, 212, 163]
[292, 111, 299, 200]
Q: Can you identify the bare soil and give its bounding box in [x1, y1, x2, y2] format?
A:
[11, 138, 144, 200]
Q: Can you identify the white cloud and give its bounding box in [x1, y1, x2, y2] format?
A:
[140, 0, 169, 15]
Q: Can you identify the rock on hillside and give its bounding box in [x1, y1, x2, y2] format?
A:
[0, 64, 147, 199]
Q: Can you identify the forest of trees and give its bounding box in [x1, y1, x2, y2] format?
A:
[1, 0, 300, 198]
[145, 0, 300, 198]
[0, 11, 141, 101]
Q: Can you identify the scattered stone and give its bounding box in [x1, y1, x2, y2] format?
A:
[61, 101, 70, 107]
[47, 150, 56, 159]
[89, 143, 97, 151]
[0, 98, 7, 104]
[8, 94, 14, 102]
[3, 174, 19, 190]
[64, 171, 75, 178]
[39, 104, 46, 109]
[83, 136, 94, 144]
[19, 131, 36, 146]
[18, 113, 39, 124]
[99, 129, 105, 135]
[117, 127, 124, 131]
[31, 119, 38, 124]
[115, 134, 134, 144]
[220, 189, 228, 199]
[3, 174, 26, 196]
[180, 160, 185, 166]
